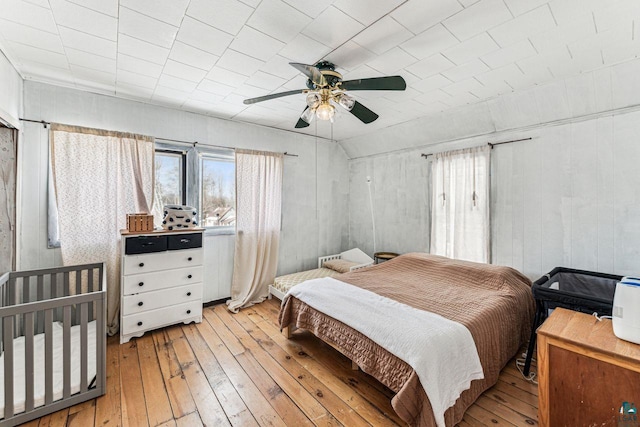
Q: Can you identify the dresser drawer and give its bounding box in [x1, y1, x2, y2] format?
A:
[122, 301, 202, 335]
[122, 266, 202, 295]
[125, 235, 168, 255]
[122, 283, 203, 315]
[123, 248, 203, 275]
[167, 233, 202, 250]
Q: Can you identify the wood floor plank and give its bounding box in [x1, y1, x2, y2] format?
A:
[67, 400, 96, 427]
[483, 385, 537, 420]
[475, 395, 537, 426]
[175, 411, 204, 427]
[37, 408, 69, 426]
[165, 325, 232, 427]
[137, 334, 175, 426]
[234, 307, 380, 427]
[95, 335, 122, 427]
[493, 379, 538, 408]
[119, 341, 149, 427]
[196, 315, 312, 427]
[465, 403, 516, 426]
[181, 323, 261, 427]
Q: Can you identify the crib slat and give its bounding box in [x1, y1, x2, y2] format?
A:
[37, 275, 44, 333]
[88, 268, 94, 321]
[44, 309, 53, 405]
[25, 312, 35, 412]
[63, 305, 71, 399]
[95, 296, 105, 390]
[75, 270, 82, 324]
[63, 272, 70, 297]
[23, 276, 30, 303]
[4, 316, 14, 418]
[80, 303, 88, 391]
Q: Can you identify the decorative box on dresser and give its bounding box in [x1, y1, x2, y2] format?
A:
[120, 228, 204, 344]
[537, 308, 640, 427]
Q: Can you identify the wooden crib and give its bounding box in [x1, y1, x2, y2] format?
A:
[0, 263, 107, 426]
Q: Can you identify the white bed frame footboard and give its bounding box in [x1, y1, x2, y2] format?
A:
[0, 263, 107, 427]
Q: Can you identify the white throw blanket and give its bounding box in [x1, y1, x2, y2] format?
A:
[285, 277, 484, 427]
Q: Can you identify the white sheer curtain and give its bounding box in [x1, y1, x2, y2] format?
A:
[227, 149, 283, 313]
[0, 126, 16, 275]
[50, 124, 155, 335]
[430, 146, 490, 263]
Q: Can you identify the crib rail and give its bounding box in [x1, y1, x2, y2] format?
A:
[318, 254, 341, 268]
[0, 263, 106, 426]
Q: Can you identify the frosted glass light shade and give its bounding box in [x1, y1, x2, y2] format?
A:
[337, 93, 355, 110]
[300, 107, 315, 124]
[316, 102, 335, 121]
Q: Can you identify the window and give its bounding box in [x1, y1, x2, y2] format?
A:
[152, 150, 186, 227]
[200, 157, 235, 228]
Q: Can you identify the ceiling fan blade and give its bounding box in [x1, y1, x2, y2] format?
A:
[290, 62, 327, 87]
[295, 107, 311, 128]
[340, 76, 406, 91]
[350, 101, 379, 124]
[243, 89, 306, 105]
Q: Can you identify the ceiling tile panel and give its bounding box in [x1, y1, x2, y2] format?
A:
[595, 1, 640, 33]
[230, 26, 285, 62]
[602, 39, 640, 65]
[0, 18, 64, 53]
[67, 0, 117, 17]
[405, 53, 455, 78]
[117, 53, 164, 78]
[66, 47, 116, 73]
[187, 0, 253, 36]
[488, 5, 557, 47]
[49, 0, 117, 40]
[548, 0, 609, 26]
[441, 58, 489, 82]
[414, 89, 452, 105]
[198, 79, 236, 96]
[245, 71, 288, 91]
[281, 0, 333, 19]
[2, 0, 58, 34]
[325, 41, 377, 72]
[215, 50, 265, 77]
[116, 83, 154, 99]
[481, 39, 537, 69]
[459, 0, 481, 6]
[117, 69, 158, 89]
[58, 27, 117, 59]
[568, 26, 631, 56]
[119, 7, 178, 49]
[302, 6, 364, 49]
[400, 24, 458, 60]
[475, 63, 523, 87]
[232, 84, 270, 98]
[442, 33, 499, 65]
[443, 0, 512, 41]
[411, 73, 452, 93]
[248, 0, 311, 42]
[5, 41, 69, 68]
[118, 34, 170, 65]
[158, 74, 198, 92]
[517, 47, 569, 80]
[169, 42, 219, 71]
[188, 90, 225, 104]
[441, 78, 484, 96]
[367, 47, 418, 74]
[176, 16, 234, 56]
[206, 66, 249, 87]
[352, 16, 414, 55]
[120, 0, 190, 27]
[278, 33, 331, 64]
[503, 0, 550, 16]
[163, 60, 208, 83]
[153, 86, 190, 103]
[529, 14, 595, 53]
[261, 55, 301, 79]
[470, 80, 512, 98]
[391, 0, 463, 35]
[70, 64, 116, 84]
[19, 60, 74, 83]
[333, 0, 404, 26]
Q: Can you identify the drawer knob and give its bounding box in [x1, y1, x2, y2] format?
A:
[187, 310, 191, 314]
[187, 292, 191, 296]
[138, 282, 144, 287]
[188, 274, 192, 279]
[188, 257, 193, 261]
[137, 321, 143, 326]
[139, 262, 144, 267]
[138, 301, 143, 306]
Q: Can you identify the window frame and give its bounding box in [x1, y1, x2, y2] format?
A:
[197, 147, 236, 235]
[154, 148, 188, 206]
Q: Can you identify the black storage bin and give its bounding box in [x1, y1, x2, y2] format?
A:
[167, 232, 202, 250]
[523, 267, 622, 375]
[125, 235, 168, 255]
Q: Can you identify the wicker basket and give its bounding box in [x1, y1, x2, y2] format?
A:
[126, 213, 154, 232]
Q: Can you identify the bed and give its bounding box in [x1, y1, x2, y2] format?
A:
[269, 248, 374, 300]
[279, 253, 534, 427]
[0, 263, 106, 427]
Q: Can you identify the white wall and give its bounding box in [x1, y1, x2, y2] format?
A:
[18, 81, 349, 301]
[0, 50, 22, 128]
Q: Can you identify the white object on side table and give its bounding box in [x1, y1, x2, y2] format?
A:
[120, 229, 204, 344]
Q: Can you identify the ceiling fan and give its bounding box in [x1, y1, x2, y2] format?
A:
[243, 61, 407, 128]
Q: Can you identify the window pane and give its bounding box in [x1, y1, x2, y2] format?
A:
[153, 152, 183, 226]
[201, 158, 235, 227]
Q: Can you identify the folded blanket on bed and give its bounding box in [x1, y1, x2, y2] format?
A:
[285, 277, 484, 427]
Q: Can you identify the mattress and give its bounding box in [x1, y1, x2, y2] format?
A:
[272, 267, 340, 294]
[280, 253, 534, 427]
[0, 320, 97, 418]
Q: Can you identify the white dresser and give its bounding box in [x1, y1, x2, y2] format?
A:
[120, 229, 204, 344]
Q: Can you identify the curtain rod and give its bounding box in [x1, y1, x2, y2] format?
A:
[19, 118, 299, 157]
[420, 137, 533, 158]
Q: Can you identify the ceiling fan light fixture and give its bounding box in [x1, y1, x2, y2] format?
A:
[337, 93, 355, 111]
[306, 92, 321, 108]
[316, 102, 335, 121]
[300, 107, 315, 124]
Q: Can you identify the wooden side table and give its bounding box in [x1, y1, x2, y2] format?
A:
[537, 308, 640, 427]
[373, 252, 399, 264]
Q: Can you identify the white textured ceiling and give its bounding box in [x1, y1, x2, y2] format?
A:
[1, 0, 639, 141]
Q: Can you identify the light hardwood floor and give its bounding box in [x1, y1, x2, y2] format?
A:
[20, 299, 539, 426]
